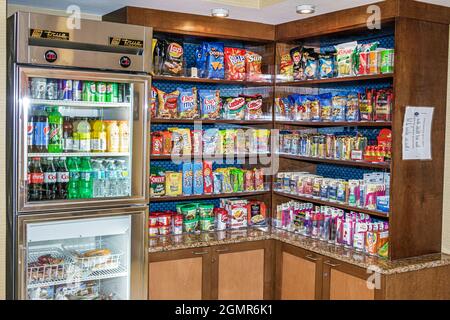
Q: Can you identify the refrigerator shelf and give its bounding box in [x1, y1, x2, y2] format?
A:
[28, 152, 130, 158]
[27, 99, 132, 109]
[27, 266, 128, 289]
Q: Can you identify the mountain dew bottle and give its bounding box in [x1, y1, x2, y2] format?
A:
[67, 157, 80, 199]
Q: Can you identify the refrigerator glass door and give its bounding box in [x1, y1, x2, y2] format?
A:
[17, 209, 147, 300]
[15, 67, 149, 213]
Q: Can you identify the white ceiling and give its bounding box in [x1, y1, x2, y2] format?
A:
[7, 0, 450, 24]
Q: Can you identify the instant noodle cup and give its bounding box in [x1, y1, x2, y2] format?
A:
[198, 203, 214, 218]
[183, 217, 199, 233]
[181, 204, 198, 221]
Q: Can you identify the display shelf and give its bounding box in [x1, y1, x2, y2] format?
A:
[274, 120, 392, 127]
[277, 153, 391, 170]
[152, 75, 273, 87]
[27, 265, 128, 289]
[151, 118, 273, 125]
[273, 190, 389, 219]
[28, 152, 130, 158]
[151, 190, 270, 202]
[275, 73, 394, 87]
[150, 153, 271, 160]
[28, 99, 131, 108]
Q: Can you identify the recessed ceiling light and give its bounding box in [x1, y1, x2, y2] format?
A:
[296, 4, 315, 14]
[211, 8, 229, 18]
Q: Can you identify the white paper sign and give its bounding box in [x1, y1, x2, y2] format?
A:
[402, 106, 434, 160]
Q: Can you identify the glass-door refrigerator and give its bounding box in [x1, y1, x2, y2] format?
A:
[6, 12, 152, 300]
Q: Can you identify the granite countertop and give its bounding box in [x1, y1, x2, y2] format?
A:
[149, 227, 450, 275]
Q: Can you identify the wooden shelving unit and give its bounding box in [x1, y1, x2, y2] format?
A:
[277, 154, 391, 170]
[274, 121, 392, 127]
[275, 73, 394, 87]
[151, 153, 271, 160]
[151, 190, 271, 202]
[151, 118, 273, 125]
[152, 75, 273, 87]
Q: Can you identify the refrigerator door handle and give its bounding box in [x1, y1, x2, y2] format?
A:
[17, 244, 27, 300]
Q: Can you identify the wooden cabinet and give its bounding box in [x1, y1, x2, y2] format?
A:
[275, 242, 322, 300]
[211, 240, 274, 300]
[148, 248, 212, 300]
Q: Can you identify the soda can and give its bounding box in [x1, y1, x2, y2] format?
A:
[96, 82, 107, 102]
[30, 78, 47, 99]
[72, 80, 83, 101]
[60, 80, 73, 100]
[83, 81, 96, 102]
[46, 79, 59, 100]
[106, 83, 119, 103]
[121, 83, 131, 103]
[118, 83, 124, 103]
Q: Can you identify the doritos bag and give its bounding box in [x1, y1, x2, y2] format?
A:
[206, 42, 225, 79]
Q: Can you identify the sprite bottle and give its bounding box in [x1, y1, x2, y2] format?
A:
[83, 81, 96, 102]
[106, 83, 119, 103]
[96, 82, 107, 102]
[48, 106, 63, 153]
[67, 157, 80, 199]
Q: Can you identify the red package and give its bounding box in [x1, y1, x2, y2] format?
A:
[150, 86, 158, 119]
[225, 47, 246, 81]
[203, 161, 213, 194]
[162, 131, 172, 155]
[151, 132, 163, 155]
[191, 130, 203, 156]
[247, 201, 267, 226]
[254, 168, 265, 191]
[245, 51, 263, 82]
[244, 170, 255, 191]
[157, 89, 179, 119]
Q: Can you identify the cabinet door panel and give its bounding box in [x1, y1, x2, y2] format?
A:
[149, 257, 203, 300]
[218, 249, 265, 300]
[281, 252, 316, 300]
[329, 269, 375, 300]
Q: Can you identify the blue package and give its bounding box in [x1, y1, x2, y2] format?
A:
[199, 89, 221, 119]
[307, 95, 321, 121]
[206, 42, 225, 79]
[319, 93, 333, 121]
[202, 128, 219, 155]
[318, 53, 335, 79]
[181, 162, 193, 195]
[331, 92, 347, 121]
[193, 161, 204, 195]
[376, 196, 390, 213]
[346, 92, 360, 122]
[177, 87, 199, 119]
[196, 43, 207, 78]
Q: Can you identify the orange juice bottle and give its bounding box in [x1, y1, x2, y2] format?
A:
[118, 121, 130, 153]
[91, 120, 107, 152]
[106, 121, 120, 152]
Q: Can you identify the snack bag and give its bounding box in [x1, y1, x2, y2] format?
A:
[242, 94, 263, 120]
[247, 201, 267, 226]
[245, 51, 263, 81]
[308, 95, 321, 121]
[220, 168, 233, 193]
[335, 41, 357, 77]
[374, 89, 393, 121]
[236, 129, 247, 154]
[179, 128, 192, 155]
[202, 128, 219, 155]
[217, 130, 225, 154]
[203, 161, 214, 194]
[191, 130, 203, 155]
[213, 172, 223, 194]
[151, 132, 163, 155]
[230, 169, 244, 193]
[165, 172, 182, 196]
[318, 53, 335, 79]
[224, 129, 237, 154]
[193, 161, 204, 195]
[254, 168, 265, 191]
[290, 46, 305, 81]
[169, 128, 183, 155]
[157, 89, 179, 119]
[346, 92, 360, 122]
[304, 49, 318, 80]
[206, 42, 225, 79]
[150, 167, 165, 197]
[244, 170, 255, 191]
[257, 129, 270, 153]
[222, 96, 246, 120]
[150, 86, 158, 119]
[161, 131, 172, 155]
[181, 162, 193, 195]
[319, 93, 333, 122]
[224, 47, 246, 81]
[280, 53, 294, 81]
[196, 43, 207, 78]
[162, 40, 184, 76]
[294, 94, 310, 121]
[199, 89, 221, 119]
[359, 89, 375, 121]
[177, 87, 199, 119]
[332, 93, 347, 122]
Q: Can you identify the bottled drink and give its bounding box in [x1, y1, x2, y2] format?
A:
[72, 118, 80, 152]
[118, 121, 130, 153]
[27, 159, 31, 201]
[67, 157, 80, 199]
[106, 121, 120, 152]
[56, 157, 69, 199]
[48, 107, 63, 153]
[82, 81, 96, 102]
[96, 82, 107, 102]
[43, 157, 57, 200]
[79, 157, 93, 199]
[27, 110, 34, 153]
[77, 119, 91, 152]
[91, 120, 107, 152]
[72, 80, 83, 101]
[63, 117, 73, 153]
[116, 159, 130, 197]
[29, 157, 44, 201]
[32, 106, 49, 153]
[105, 159, 118, 197]
[92, 159, 106, 198]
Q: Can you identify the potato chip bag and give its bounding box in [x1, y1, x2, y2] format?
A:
[245, 51, 263, 81]
[177, 87, 199, 119]
[290, 46, 306, 80]
[335, 41, 358, 77]
[203, 129, 219, 155]
[225, 47, 246, 81]
[280, 53, 294, 81]
[196, 43, 207, 78]
[222, 97, 246, 120]
[151, 132, 163, 155]
[161, 131, 172, 155]
[199, 90, 221, 119]
[157, 89, 179, 119]
[193, 161, 204, 195]
[165, 172, 182, 196]
[191, 130, 203, 155]
[162, 40, 184, 76]
[206, 42, 225, 79]
[244, 95, 263, 119]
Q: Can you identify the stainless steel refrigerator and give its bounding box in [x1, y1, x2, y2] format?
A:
[6, 12, 152, 300]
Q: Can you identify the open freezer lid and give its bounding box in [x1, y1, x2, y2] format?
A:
[26, 215, 131, 242]
[10, 11, 152, 73]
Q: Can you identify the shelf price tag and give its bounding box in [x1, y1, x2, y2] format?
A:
[402, 106, 434, 160]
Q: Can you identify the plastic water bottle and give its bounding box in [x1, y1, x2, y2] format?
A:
[116, 159, 130, 197]
[105, 159, 118, 197]
[92, 159, 106, 198]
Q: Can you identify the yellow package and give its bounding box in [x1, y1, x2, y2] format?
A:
[236, 128, 248, 155]
[224, 129, 236, 154]
[257, 129, 270, 154]
[165, 172, 182, 196]
[179, 128, 192, 155]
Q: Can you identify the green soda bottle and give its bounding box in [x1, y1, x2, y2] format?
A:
[67, 157, 80, 199]
[79, 157, 93, 198]
[48, 106, 63, 153]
